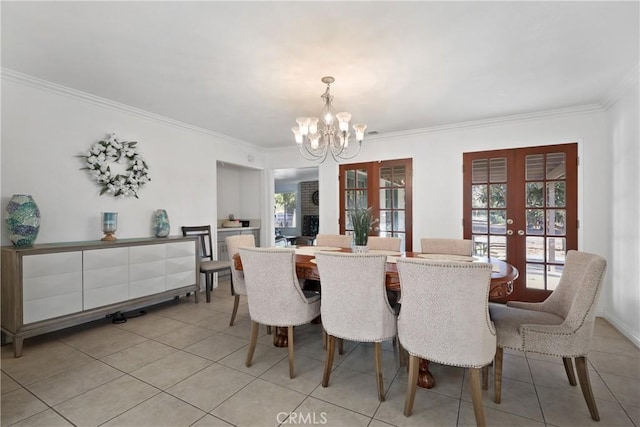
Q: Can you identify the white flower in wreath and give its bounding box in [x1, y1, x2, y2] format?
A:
[79, 133, 150, 198]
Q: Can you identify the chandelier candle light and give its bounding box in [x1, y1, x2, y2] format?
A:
[292, 76, 367, 163]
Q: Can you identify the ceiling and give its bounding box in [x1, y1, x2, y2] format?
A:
[2, 1, 638, 150]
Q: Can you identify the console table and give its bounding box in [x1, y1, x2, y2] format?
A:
[1, 236, 200, 357]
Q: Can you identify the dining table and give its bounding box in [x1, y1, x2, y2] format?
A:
[232, 246, 518, 389]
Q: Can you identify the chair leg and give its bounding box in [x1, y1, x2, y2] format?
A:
[288, 326, 295, 378]
[205, 273, 212, 303]
[469, 368, 487, 427]
[494, 347, 503, 404]
[563, 357, 577, 386]
[229, 295, 240, 326]
[266, 326, 272, 335]
[245, 320, 259, 367]
[481, 365, 489, 390]
[322, 328, 327, 350]
[338, 338, 344, 355]
[404, 354, 420, 416]
[374, 342, 385, 402]
[322, 335, 336, 387]
[575, 356, 600, 421]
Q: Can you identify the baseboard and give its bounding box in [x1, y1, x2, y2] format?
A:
[601, 311, 640, 348]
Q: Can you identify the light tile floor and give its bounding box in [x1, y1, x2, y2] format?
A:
[2, 281, 638, 427]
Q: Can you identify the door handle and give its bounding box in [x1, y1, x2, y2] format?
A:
[506, 230, 513, 235]
[517, 230, 525, 236]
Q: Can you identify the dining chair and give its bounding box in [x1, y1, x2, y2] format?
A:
[315, 252, 397, 401]
[224, 234, 255, 326]
[315, 234, 352, 248]
[396, 258, 494, 426]
[488, 250, 607, 421]
[368, 236, 402, 251]
[420, 238, 473, 256]
[181, 225, 232, 303]
[239, 247, 320, 378]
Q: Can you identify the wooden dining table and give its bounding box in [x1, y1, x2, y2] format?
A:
[232, 246, 518, 389]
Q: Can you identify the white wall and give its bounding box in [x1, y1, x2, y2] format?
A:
[1, 74, 265, 245]
[605, 75, 640, 344]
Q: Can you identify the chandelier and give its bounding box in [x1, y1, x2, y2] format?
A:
[292, 76, 367, 163]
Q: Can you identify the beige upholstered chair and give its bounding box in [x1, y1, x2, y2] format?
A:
[182, 226, 232, 303]
[420, 238, 473, 256]
[489, 250, 607, 421]
[368, 236, 402, 252]
[315, 234, 352, 248]
[239, 247, 320, 378]
[396, 258, 494, 425]
[315, 252, 397, 401]
[225, 234, 255, 326]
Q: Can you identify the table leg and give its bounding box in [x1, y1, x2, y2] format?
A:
[417, 358, 435, 389]
[273, 327, 288, 347]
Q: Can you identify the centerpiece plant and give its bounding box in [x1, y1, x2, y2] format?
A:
[348, 206, 376, 249]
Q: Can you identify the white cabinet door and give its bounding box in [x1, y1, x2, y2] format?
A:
[129, 245, 166, 298]
[83, 247, 129, 309]
[23, 252, 83, 323]
[166, 241, 196, 290]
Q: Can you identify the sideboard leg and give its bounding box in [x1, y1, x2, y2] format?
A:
[13, 336, 24, 358]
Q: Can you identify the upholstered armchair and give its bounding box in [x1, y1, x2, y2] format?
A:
[488, 250, 607, 421]
[396, 258, 494, 426]
[239, 247, 320, 378]
[315, 252, 397, 401]
[225, 234, 255, 326]
[315, 234, 352, 248]
[420, 238, 473, 256]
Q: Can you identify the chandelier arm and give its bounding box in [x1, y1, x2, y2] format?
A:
[329, 141, 363, 161]
[298, 143, 330, 163]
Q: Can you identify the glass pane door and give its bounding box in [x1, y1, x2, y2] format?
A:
[340, 159, 413, 252]
[464, 143, 577, 302]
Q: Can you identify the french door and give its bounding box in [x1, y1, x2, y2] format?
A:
[463, 144, 578, 302]
[339, 158, 413, 252]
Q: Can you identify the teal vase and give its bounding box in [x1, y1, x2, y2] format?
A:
[5, 195, 41, 247]
[153, 209, 170, 237]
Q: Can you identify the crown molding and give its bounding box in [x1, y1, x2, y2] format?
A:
[600, 63, 640, 110]
[1, 68, 262, 151]
[367, 104, 605, 142]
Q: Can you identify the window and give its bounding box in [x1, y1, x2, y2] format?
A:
[274, 192, 297, 228]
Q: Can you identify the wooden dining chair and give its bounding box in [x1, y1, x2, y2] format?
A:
[315, 252, 397, 401]
[240, 247, 321, 378]
[396, 258, 494, 426]
[181, 225, 232, 303]
[488, 250, 607, 422]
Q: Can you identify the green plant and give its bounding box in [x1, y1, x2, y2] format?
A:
[348, 206, 374, 246]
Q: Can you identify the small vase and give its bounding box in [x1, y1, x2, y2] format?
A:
[5, 194, 41, 247]
[353, 245, 369, 253]
[153, 209, 170, 237]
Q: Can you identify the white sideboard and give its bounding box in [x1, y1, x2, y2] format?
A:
[1, 237, 199, 357]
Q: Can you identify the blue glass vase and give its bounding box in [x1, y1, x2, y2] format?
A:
[5, 194, 41, 247]
[153, 209, 170, 237]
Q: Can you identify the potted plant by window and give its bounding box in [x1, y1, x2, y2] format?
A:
[348, 206, 375, 253]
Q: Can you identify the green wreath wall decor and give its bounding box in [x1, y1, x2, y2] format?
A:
[80, 133, 150, 198]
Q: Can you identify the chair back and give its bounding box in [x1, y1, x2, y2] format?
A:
[315, 252, 396, 341]
[368, 236, 402, 252]
[420, 238, 472, 256]
[182, 225, 213, 261]
[226, 234, 256, 294]
[315, 234, 352, 248]
[536, 250, 607, 328]
[239, 247, 317, 326]
[397, 258, 495, 368]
